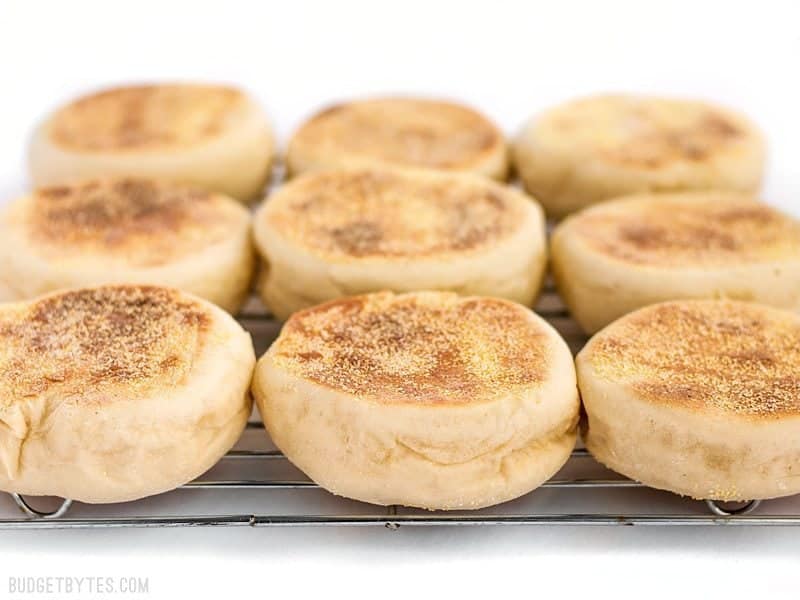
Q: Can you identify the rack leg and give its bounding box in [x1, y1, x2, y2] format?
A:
[11, 494, 73, 519]
[705, 499, 761, 517]
[385, 505, 399, 530]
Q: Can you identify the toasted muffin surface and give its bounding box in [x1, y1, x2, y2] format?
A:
[289, 98, 503, 171]
[0, 286, 212, 404]
[537, 95, 756, 168]
[260, 168, 528, 260]
[269, 292, 551, 405]
[583, 300, 800, 418]
[564, 193, 800, 267]
[14, 178, 247, 266]
[48, 84, 245, 152]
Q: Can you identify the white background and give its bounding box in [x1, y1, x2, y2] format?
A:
[1, 1, 799, 598]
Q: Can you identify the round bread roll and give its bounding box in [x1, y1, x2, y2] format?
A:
[28, 83, 274, 201]
[551, 191, 800, 334]
[253, 291, 579, 509]
[0, 285, 254, 503]
[287, 98, 508, 179]
[254, 167, 546, 320]
[0, 178, 255, 313]
[513, 95, 765, 218]
[578, 299, 800, 501]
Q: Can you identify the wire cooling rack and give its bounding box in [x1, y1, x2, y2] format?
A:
[3, 285, 800, 529]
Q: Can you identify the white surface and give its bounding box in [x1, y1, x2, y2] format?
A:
[1, 0, 800, 597]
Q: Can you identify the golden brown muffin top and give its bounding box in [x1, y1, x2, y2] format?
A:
[48, 84, 246, 152]
[582, 300, 800, 419]
[259, 168, 532, 260]
[10, 178, 248, 267]
[537, 95, 761, 169]
[558, 192, 800, 267]
[0, 286, 212, 405]
[269, 291, 554, 405]
[288, 98, 504, 172]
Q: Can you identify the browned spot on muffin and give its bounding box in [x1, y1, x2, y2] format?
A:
[585, 300, 800, 419]
[291, 98, 503, 170]
[269, 292, 551, 405]
[700, 114, 742, 139]
[327, 220, 385, 256]
[541, 96, 754, 170]
[262, 168, 527, 260]
[701, 445, 737, 472]
[24, 178, 246, 267]
[568, 192, 800, 267]
[601, 110, 743, 168]
[49, 84, 244, 152]
[0, 286, 212, 403]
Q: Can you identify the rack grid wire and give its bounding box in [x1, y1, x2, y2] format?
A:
[3, 285, 800, 529]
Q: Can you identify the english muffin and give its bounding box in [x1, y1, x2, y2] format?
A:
[287, 97, 507, 179]
[0, 178, 254, 313]
[578, 300, 800, 501]
[253, 291, 579, 509]
[254, 167, 546, 320]
[28, 83, 274, 201]
[513, 95, 765, 218]
[0, 285, 254, 503]
[551, 191, 800, 334]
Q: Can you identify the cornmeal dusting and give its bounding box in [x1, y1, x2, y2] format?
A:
[292, 98, 501, 169]
[0, 286, 210, 405]
[587, 300, 800, 418]
[263, 169, 525, 259]
[22, 179, 244, 266]
[543, 96, 751, 168]
[570, 193, 800, 267]
[271, 292, 551, 404]
[50, 84, 242, 151]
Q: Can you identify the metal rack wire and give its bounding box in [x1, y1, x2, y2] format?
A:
[3, 285, 799, 529]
